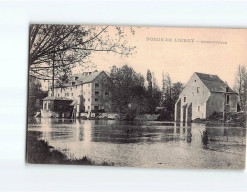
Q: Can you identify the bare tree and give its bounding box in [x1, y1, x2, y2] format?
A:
[29, 24, 136, 94]
[234, 65, 247, 111]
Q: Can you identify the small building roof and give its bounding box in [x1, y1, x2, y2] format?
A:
[43, 96, 72, 101]
[195, 72, 237, 94]
[70, 100, 77, 106]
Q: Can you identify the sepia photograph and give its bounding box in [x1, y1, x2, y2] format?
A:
[26, 24, 246, 169]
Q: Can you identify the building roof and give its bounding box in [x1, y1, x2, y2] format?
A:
[195, 72, 237, 93]
[74, 71, 102, 84]
[43, 96, 72, 101]
[54, 71, 103, 88]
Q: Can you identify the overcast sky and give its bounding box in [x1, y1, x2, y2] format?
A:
[88, 26, 247, 89]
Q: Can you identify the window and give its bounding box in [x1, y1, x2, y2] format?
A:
[76, 86, 77, 89]
[83, 99, 85, 102]
[195, 80, 196, 82]
[95, 98, 98, 102]
[71, 93, 73, 97]
[57, 94, 60, 97]
[226, 95, 230, 104]
[95, 91, 99, 95]
[198, 106, 200, 112]
[184, 96, 186, 102]
[95, 83, 99, 88]
[197, 87, 200, 93]
[105, 91, 109, 96]
[88, 98, 90, 102]
[88, 106, 90, 110]
[70, 87, 72, 91]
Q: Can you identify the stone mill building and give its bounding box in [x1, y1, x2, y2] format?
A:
[174, 72, 238, 122]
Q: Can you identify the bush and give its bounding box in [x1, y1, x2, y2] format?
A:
[208, 111, 223, 121]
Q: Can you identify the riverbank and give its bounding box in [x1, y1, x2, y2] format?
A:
[193, 111, 246, 127]
[26, 131, 113, 166]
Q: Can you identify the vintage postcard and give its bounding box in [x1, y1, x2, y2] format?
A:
[26, 24, 246, 169]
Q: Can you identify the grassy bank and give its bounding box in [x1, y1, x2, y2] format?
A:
[26, 131, 113, 166]
[193, 111, 246, 127]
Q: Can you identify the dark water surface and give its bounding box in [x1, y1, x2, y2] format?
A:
[27, 118, 246, 169]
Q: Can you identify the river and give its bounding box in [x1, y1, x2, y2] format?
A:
[27, 118, 246, 169]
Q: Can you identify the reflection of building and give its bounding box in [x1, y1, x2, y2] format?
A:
[175, 72, 238, 122]
[43, 71, 112, 118]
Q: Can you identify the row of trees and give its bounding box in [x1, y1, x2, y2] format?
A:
[107, 65, 184, 120]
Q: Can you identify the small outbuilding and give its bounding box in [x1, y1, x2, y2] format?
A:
[41, 96, 73, 118]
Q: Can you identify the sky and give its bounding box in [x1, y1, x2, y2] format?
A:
[42, 26, 247, 90]
[86, 26, 247, 89]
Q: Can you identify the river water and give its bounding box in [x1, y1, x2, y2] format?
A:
[27, 118, 246, 169]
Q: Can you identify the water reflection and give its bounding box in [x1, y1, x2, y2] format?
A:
[28, 118, 246, 169]
[187, 128, 192, 143]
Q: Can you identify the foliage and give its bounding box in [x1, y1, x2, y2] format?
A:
[160, 72, 184, 120]
[234, 65, 247, 111]
[28, 77, 48, 115]
[145, 71, 161, 113]
[208, 111, 223, 121]
[108, 65, 145, 119]
[108, 65, 161, 120]
[146, 69, 152, 92]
